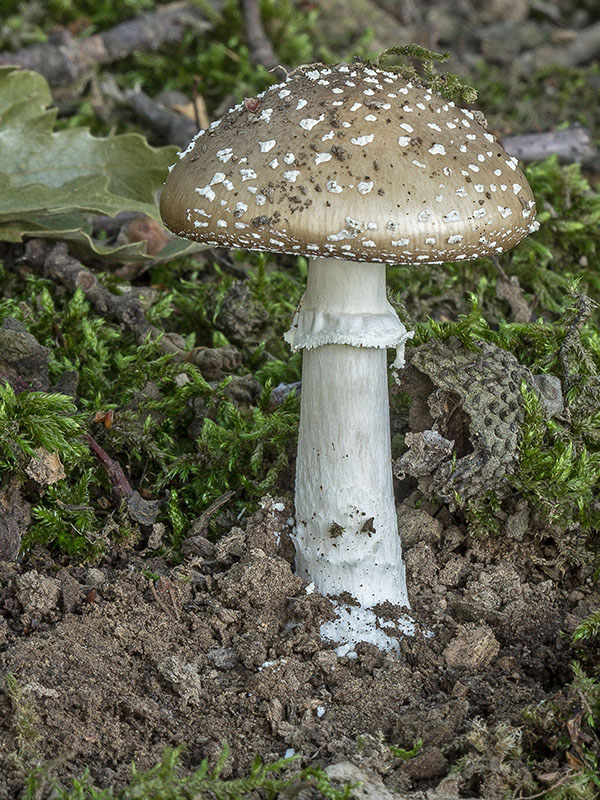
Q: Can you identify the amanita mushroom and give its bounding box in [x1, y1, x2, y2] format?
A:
[160, 62, 538, 651]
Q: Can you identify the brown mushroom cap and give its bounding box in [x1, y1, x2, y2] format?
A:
[160, 62, 538, 265]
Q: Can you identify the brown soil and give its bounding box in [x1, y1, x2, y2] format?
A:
[0, 495, 596, 799]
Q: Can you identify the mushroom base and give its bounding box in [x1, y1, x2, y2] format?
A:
[286, 257, 412, 650]
[293, 342, 409, 611]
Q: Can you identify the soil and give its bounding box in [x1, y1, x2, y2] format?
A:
[1, 495, 597, 799]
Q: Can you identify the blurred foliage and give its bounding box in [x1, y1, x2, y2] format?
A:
[475, 61, 600, 140]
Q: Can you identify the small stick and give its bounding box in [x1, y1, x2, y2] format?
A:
[503, 126, 596, 164]
[121, 88, 198, 147]
[22, 240, 241, 379]
[241, 0, 287, 80]
[83, 433, 133, 499]
[189, 489, 235, 535]
[0, 2, 223, 88]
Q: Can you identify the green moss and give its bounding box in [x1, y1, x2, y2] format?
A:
[412, 292, 600, 536]
[522, 663, 600, 799]
[5, 673, 40, 768]
[0, 384, 86, 472]
[1, 251, 302, 557]
[25, 745, 354, 800]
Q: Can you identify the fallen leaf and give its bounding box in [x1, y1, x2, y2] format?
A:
[0, 66, 204, 264]
[25, 447, 66, 486]
[565, 751, 585, 770]
[127, 490, 161, 526]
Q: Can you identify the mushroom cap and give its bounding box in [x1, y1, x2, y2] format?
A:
[160, 62, 538, 265]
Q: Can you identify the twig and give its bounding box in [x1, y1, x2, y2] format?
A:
[120, 88, 199, 148]
[0, 1, 223, 88]
[241, 0, 287, 80]
[84, 433, 161, 525]
[188, 489, 235, 536]
[512, 770, 575, 800]
[503, 126, 596, 165]
[22, 240, 241, 379]
[84, 433, 133, 499]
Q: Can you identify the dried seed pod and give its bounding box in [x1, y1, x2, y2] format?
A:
[396, 336, 534, 504]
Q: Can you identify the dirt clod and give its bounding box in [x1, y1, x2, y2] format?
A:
[15, 571, 61, 618]
[443, 624, 500, 670]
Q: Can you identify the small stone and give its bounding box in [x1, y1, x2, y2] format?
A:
[0, 481, 30, 561]
[505, 504, 530, 541]
[0, 318, 50, 390]
[438, 557, 468, 588]
[147, 522, 166, 550]
[127, 491, 161, 526]
[404, 747, 448, 781]
[215, 528, 246, 563]
[325, 762, 397, 800]
[223, 374, 262, 405]
[313, 650, 338, 671]
[216, 282, 269, 343]
[394, 430, 454, 481]
[25, 448, 66, 486]
[157, 655, 203, 706]
[58, 570, 82, 613]
[396, 506, 443, 548]
[85, 568, 106, 587]
[207, 647, 237, 670]
[182, 534, 215, 559]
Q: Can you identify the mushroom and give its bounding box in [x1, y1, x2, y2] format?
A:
[159, 61, 538, 652]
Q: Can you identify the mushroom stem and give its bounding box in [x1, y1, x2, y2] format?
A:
[285, 257, 411, 611]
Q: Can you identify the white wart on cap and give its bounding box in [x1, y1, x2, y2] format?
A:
[160, 62, 538, 265]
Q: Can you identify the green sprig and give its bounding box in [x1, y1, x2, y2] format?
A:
[376, 45, 477, 103]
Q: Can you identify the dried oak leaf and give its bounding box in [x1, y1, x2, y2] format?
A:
[25, 447, 66, 486]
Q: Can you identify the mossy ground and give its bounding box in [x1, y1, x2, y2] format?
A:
[1, 0, 600, 797]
